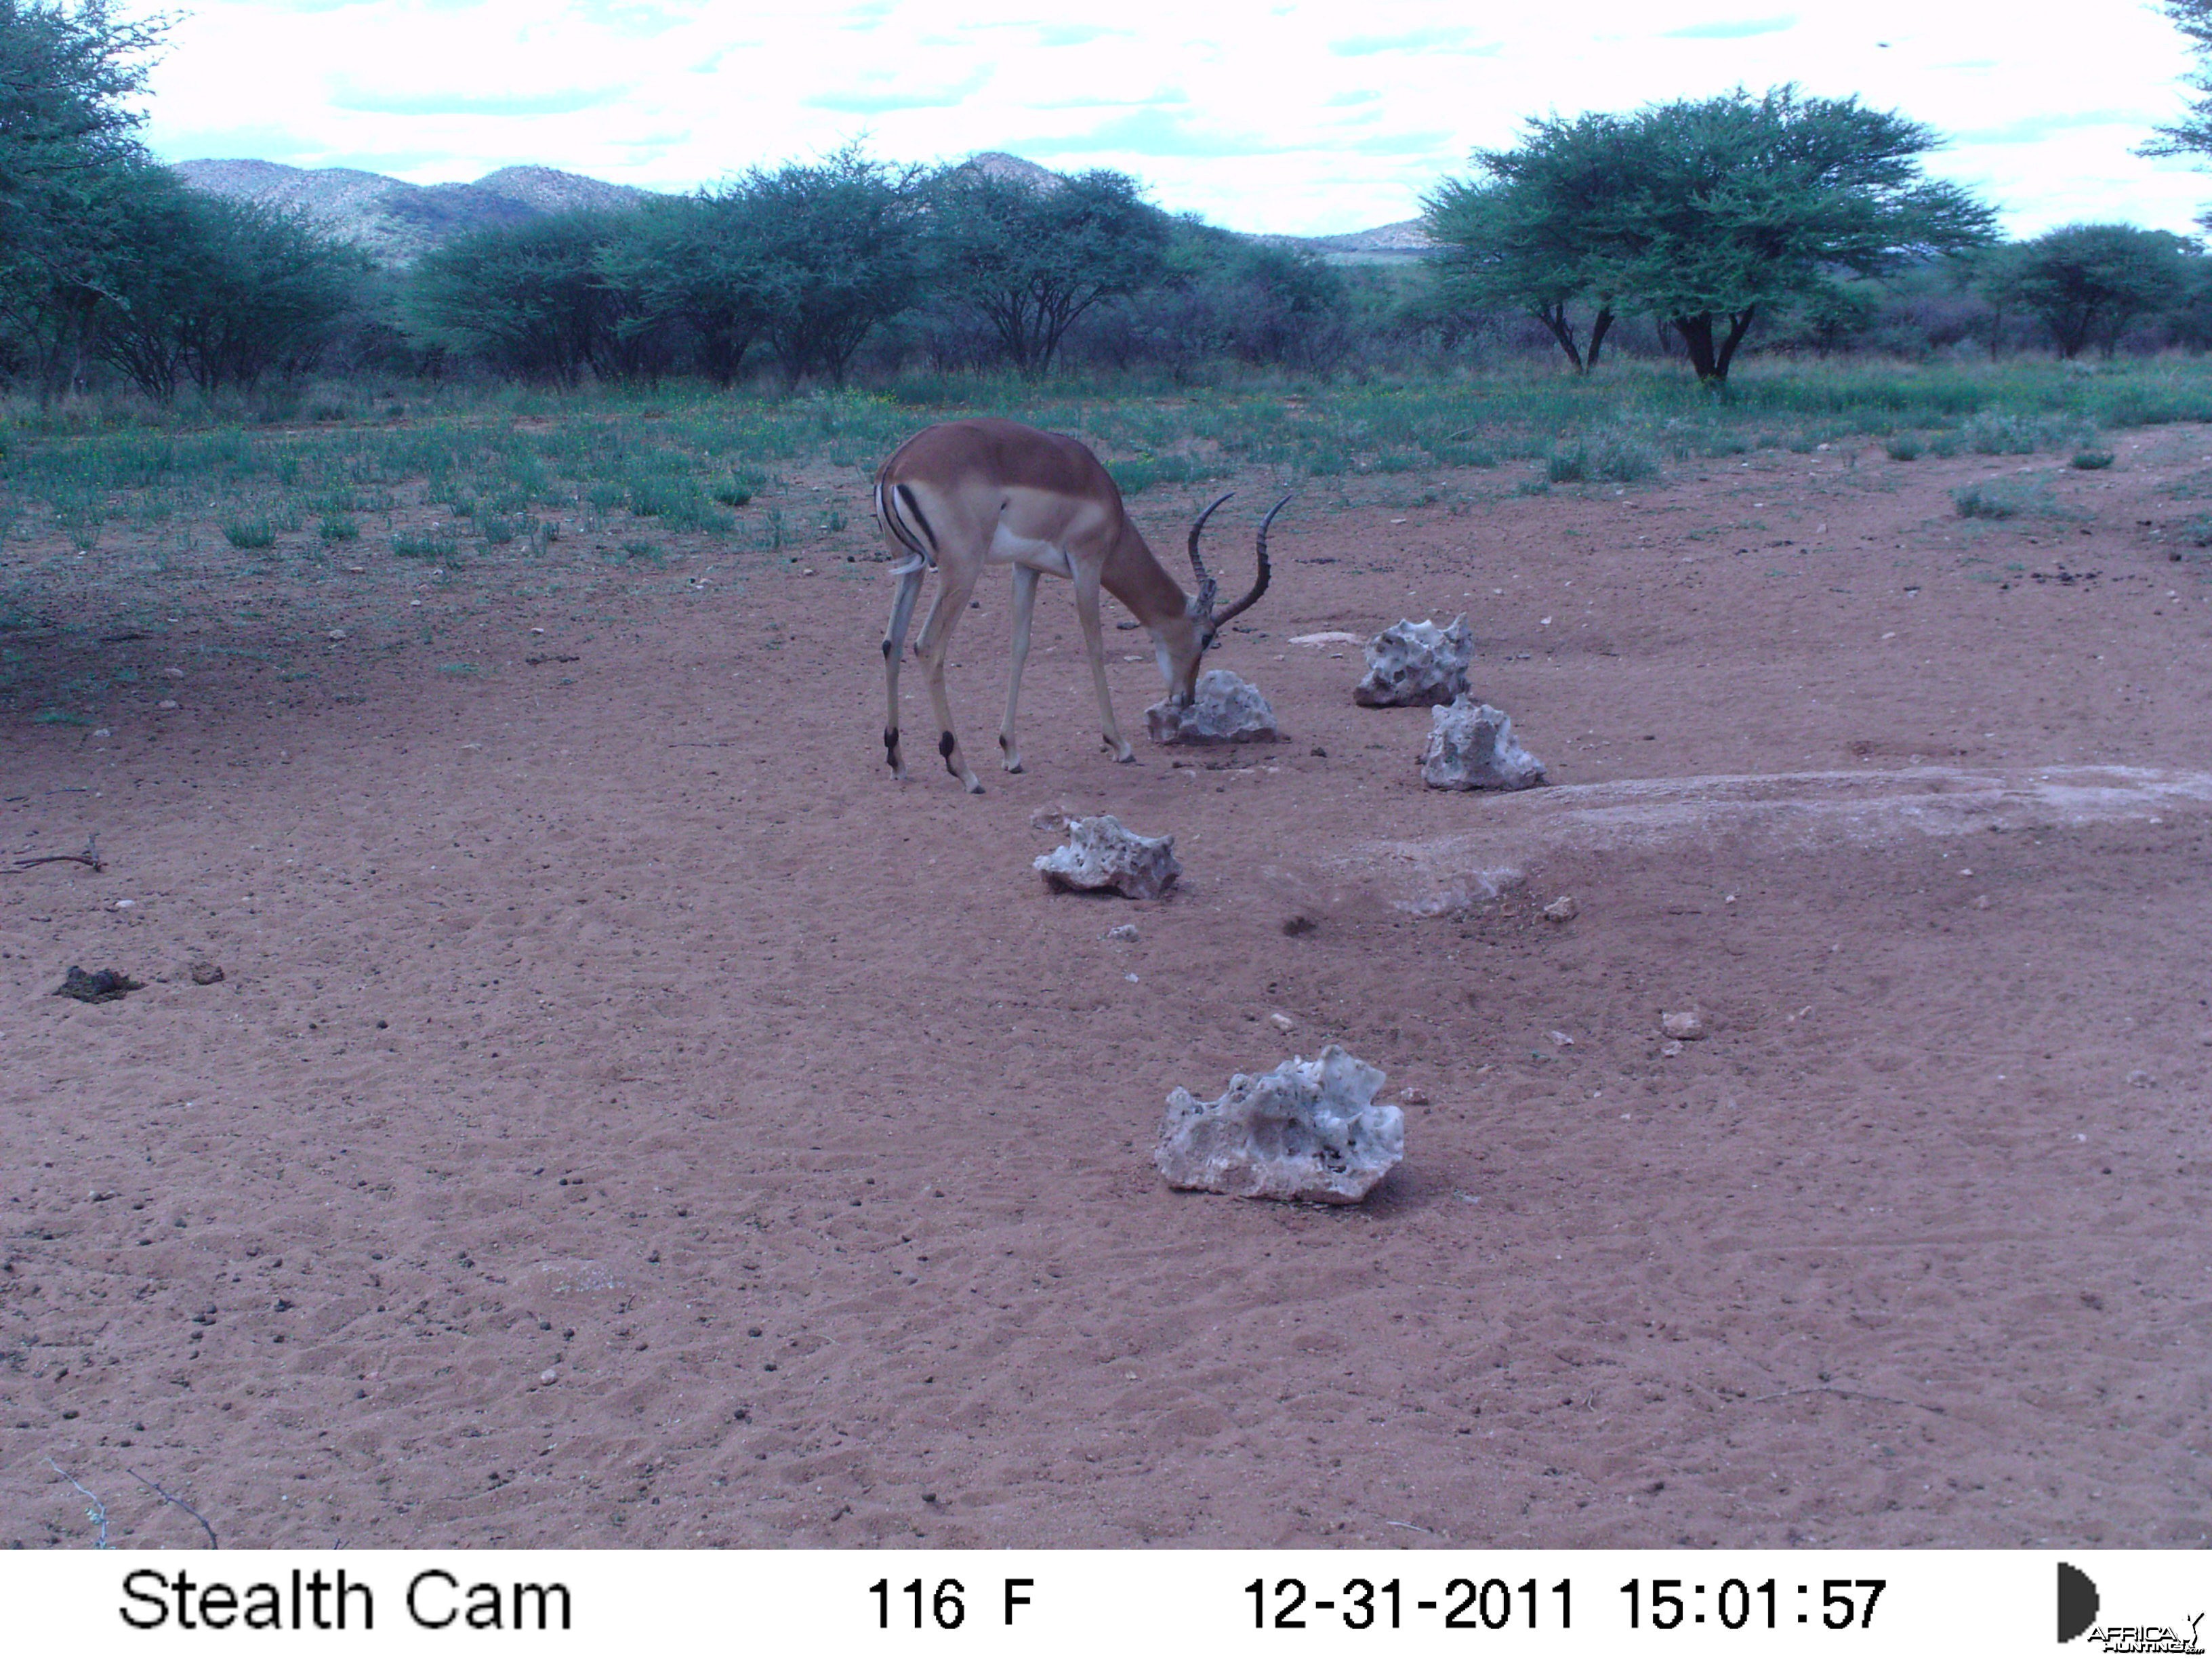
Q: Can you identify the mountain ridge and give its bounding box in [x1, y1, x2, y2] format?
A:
[171, 152, 1434, 265]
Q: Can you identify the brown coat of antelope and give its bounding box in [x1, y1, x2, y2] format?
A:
[872, 417, 1283, 792]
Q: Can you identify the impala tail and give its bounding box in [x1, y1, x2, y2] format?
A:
[875, 474, 939, 575]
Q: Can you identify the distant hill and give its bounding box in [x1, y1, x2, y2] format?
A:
[1301, 218, 1439, 261]
[172, 152, 1433, 267]
[171, 159, 659, 266]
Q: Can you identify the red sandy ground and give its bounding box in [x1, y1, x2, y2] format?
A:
[3, 424, 2209, 1550]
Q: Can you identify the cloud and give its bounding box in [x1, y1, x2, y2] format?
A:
[1660, 15, 1796, 39]
[330, 79, 623, 118]
[1033, 24, 1126, 47]
[1330, 26, 1498, 57]
[1019, 107, 1280, 160]
[575, 0, 694, 39]
[1025, 89, 1192, 112]
[1340, 127, 1456, 157]
[1952, 110, 2144, 146]
[806, 68, 992, 114]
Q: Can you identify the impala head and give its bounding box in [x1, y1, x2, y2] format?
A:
[1156, 490, 1291, 704]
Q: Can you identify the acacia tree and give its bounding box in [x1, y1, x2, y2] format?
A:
[924, 163, 1167, 375]
[740, 146, 922, 386]
[596, 193, 769, 386]
[2001, 224, 2197, 358]
[0, 0, 170, 398]
[1433, 87, 1994, 382]
[1424, 117, 1629, 373]
[407, 211, 632, 385]
[2144, 0, 2212, 166]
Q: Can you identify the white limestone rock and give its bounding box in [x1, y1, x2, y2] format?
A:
[1035, 814, 1181, 899]
[1355, 615, 1475, 707]
[1154, 1044, 1405, 1204]
[1419, 696, 1546, 791]
[1145, 668, 1279, 745]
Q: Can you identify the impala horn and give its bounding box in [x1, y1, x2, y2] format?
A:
[1187, 492, 1232, 613]
[1204, 491, 1290, 629]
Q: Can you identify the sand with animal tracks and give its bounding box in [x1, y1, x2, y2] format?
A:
[3, 426, 2209, 1549]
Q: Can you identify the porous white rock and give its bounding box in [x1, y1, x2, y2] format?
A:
[1154, 1044, 1405, 1204]
[1145, 668, 1279, 745]
[1034, 815, 1181, 899]
[1419, 697, 1546, 791]
[1355, 615, 1475, 707]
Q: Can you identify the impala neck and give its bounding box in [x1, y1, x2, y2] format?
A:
[1100, 521, 1190, 628]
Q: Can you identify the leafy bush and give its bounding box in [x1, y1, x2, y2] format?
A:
[223, 517, 275, 548]
[319, 514, 359, 541]
[1885, 434, 1923, 460]
[2070, 449, 2115, 470]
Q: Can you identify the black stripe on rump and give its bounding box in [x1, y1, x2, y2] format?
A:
[896, 483, 942, 558]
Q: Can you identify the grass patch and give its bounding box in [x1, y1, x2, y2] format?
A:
[1546, 430, 1658, 483]
[2070, 449, 2115, 470]
[1885, 434, 1923, 461]
[222, 517, 275, 549]
[392, 533, 457, 560]
[1951, 479, 2069, 520]
[1106, 453, 1226, 494]
[319, 514, 359, 541]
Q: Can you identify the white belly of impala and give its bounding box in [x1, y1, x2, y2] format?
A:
[987, 524, 1074, 577]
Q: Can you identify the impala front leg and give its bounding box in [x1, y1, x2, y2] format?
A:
[998, 564, 1040, 773]
[915, 562, 986, 793]
[1072, 567, 1136, 763]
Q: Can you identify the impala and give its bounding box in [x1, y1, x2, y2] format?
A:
[872, 417, 1284, 792]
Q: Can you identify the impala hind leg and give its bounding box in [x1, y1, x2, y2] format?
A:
[915, 560, 985, 793]
[880, 559, 926, 780]
[1072, 568, 1136, 763]
[998, 565, 1040, 773]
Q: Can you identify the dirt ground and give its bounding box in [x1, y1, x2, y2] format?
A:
[4, 422, 2210, 1551]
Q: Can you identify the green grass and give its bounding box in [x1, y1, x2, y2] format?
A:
[7, 356, 2212, 581]
[1951, 478, 2072, 520]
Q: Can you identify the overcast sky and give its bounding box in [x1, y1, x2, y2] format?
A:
[140, 0, 2212, 238]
